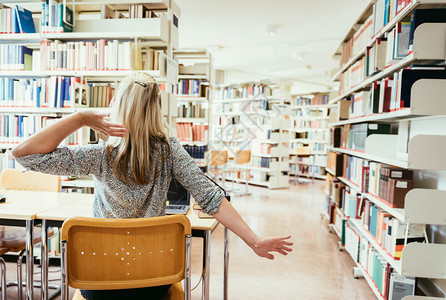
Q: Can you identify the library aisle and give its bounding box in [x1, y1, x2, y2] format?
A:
[189, 183, 375, 300]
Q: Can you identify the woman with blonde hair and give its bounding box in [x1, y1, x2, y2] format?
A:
[12, 72, 292, 300]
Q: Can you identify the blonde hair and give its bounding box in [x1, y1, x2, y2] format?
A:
[106, 72, 170, 184]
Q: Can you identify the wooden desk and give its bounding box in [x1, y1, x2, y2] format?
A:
[36, 196, 228, 300]
[0, 191, 93, 300]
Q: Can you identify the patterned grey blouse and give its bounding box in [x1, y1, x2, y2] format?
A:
[15, 137, 224, 218]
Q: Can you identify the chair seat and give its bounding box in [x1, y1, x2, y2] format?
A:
[0, 226, 55, 252]
[72, 282, 184, 300]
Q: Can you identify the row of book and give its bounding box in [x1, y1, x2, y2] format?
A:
[176, 123, 208, 142]
[217, 84, 272, 100]
[330, 151, 414, 209]
[182, 145, 206, 160]
[339, 9, 446, 94]
[216, 116, 239, 126]
[251, 143, 284, 156]
[290, 142, 326, 153]
[40, 40, 164, 71]
[48, 231, 61, 256]
[343, 186, 425, 261]
[340, 1, 418, 70]
[128, 5, 161, 19]
[217, 100, 271, 114]
[290, 164, 326, 177]
[294, 109, 326, 118]
[292, 155, 327, 166]
[291, 119, 328, 130]
[0, 77, 115, 109]
[340, 16, 373, 67]
[292, 131, 329, 141]
[338, 69, 446, 120]
[0, 45, 34, 71]
[0, 150, 15, 172]
[0, 114, 90, 145]
[0, 5, 37, 34]
[292, 94, 329, 106]
[363, 199, 424, 260]
[338, 123, 391, 152]
[41, 1, 73, 33]
[177, 80, 202, 97]
[344, 223, 416, 300]
[101, 3, 164, 19]
[366, 162, 414, 208]
[214, 125, 247, 141]
[328, 175, 423, 261]
[366, 22, 411, 77]
[177, 103, 207, 119]
[251, 156, 274, 169]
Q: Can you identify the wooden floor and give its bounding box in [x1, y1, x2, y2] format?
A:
[4, 180, 376, 299]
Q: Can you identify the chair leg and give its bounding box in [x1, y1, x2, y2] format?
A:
[0, 257, 6, 300]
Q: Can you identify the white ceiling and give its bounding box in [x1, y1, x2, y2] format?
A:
[176, 0, 370, 93]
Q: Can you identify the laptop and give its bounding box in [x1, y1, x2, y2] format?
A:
[166, 178, 190, 215]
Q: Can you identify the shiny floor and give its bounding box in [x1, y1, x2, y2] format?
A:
[4, 180, 376, 299]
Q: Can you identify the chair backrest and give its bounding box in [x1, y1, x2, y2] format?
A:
[60, 215, 191, 291]
[0, 169, 60, 192]
[235, 150, 251, 165]
[210, 150, 228, 166]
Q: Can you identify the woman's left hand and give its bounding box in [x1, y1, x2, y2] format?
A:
[78, 111, 127, 137]
[252, 235, 293, 260]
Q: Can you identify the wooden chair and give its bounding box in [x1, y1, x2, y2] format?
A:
[209, 150, 228, 188]
[227, 150, 251, 195]
[0, 169, 60, 299]
[60, 215, 192, 300]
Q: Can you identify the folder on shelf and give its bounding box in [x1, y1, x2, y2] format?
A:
[14, 5, 35, 33]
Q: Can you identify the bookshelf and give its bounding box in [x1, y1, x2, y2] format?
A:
[211, 81, 290, 189]
[174, 49, 212, 168]
[289, 93, 330, 181]
[325, 1, 446, 299]
[0, 0, 181, 176]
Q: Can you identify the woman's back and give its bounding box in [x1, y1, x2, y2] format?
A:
[15, 137, 224, 218]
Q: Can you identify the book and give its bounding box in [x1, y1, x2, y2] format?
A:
[15, 5, 36, 33]
[57, 4, 73, 33]
[388, 274, 415, 300]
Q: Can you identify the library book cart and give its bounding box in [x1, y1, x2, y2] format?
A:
[211, 81, 290, 189]
[323, 0, 446, 299]
[0, 0, 181, 299]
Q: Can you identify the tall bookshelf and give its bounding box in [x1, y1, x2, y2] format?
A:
[174, 49, 212, 169]
[324, 1, 446, 299]
[0, 0, 180, 174]
[211, 81, 290, 189]
[289, 93, 333, 181]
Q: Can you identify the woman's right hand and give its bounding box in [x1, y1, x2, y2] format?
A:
[78, 111, 127, 137]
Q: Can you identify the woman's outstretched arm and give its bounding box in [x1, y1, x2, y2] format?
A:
[12, 111, 126, 158]
[212, 198, 293, 260]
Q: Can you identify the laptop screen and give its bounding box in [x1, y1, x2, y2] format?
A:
[167, 178, 190, 206]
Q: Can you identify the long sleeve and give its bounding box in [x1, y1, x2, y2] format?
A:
[170, 138, 224, 214]
[14, 143, 104, 177]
